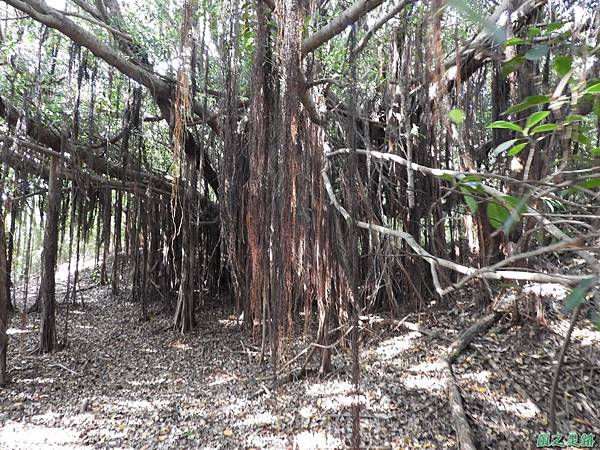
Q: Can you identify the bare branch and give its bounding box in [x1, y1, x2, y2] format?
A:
[301, 0, 385, 56]
[322, 163, 588, 290]
[3, 0, 171, 98]
[351, 0, 414, 57]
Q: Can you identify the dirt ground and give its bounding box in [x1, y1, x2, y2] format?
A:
[1, 268, 599, 449]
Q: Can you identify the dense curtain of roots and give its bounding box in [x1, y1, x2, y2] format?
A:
[1, 0, 587, 385]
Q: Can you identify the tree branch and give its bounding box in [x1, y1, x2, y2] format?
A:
[328, 147, 600, 273]
[3, 0, 171, 98]
[322, 162, 589, 290]
[301, 0, 385, 56]
[351, 0, 413, 57]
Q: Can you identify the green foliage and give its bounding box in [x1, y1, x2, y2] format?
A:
[448, 108, 465, 125]
[486, 201, 509, 230]
[460, 187, 478, 213]
[492, 139, 519, 156]
[577, 177, 600, 190]
[447, 0, 505, 43]
[552, 56, 572, 77]
[524, 44, 549, 61]
[584, 81, 600, 94]
[563, 278, 596, 313]
[525, 110, 550, 129]
[487, 120, 523, 132]
[501, 195, 528, 233]
[531, 123, 558, 134]
[504, 95, 550, 114]
[508, 142, 528, 156]
[503, 37, 526, 47]
[501, 56, 525, 77]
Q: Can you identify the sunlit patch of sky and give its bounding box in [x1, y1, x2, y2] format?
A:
[46, 0, 66, 9]
[39, 0, 220, 77]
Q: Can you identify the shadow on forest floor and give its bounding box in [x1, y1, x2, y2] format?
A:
[1, 267, 599, 449]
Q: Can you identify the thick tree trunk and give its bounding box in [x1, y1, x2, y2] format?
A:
[37, 155, 61, 354]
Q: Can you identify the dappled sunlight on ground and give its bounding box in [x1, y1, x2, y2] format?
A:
[0, 422, 85, 450]
[293, 430, 342, 449]
[305, 380, 353, 397]
[494, 395, 540, 420]
[523, 282, 569, 300]
[2, 271, 599, 449]
[401, 372, 445, 392]
[374, 331, 420, 360]
[6, 327, 31, 336]
[14, 376, 56, 386]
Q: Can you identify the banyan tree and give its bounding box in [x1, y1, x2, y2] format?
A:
[0, 2, 599, 444]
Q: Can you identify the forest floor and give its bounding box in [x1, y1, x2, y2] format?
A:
[1, 262, 599, 449]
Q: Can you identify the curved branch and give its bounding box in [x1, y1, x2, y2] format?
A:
[322, 161, 589, 291]
[301, 0, 385, 56]
[3, 0, 171, 98]
[328, 147, 600, 272]
[351, 0, 414, 57]
[0, 96, 170, 191]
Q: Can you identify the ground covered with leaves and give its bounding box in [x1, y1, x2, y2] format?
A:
[1, 268, 599, 449]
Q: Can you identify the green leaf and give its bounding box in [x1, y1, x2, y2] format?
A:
[486, 201, 510, 230]
[527, 27, 542, 38]
[531, 123, 558, 134]
[583, 81, 600, 94]
[440, 173, 455, 183]
[593, 100, 600, 118]
[461, 174, 484, 182]
[508, 142, 528, 156]
[577, 177, 600, 189]
[526, 110, 550, 128]
[591, 310, 600, 330]
[552, 55, 572, 77]
[448, 108, 465, 125]
[525, 44, 549, 61]
[501, 195, 527, 233]
[543, 22, 563, 33]
[503, 195, 528, 215]
[564, 277, 597, 313]
[573, 132, 591, 147]
[487, 121, 523, 132]
[460, 187, 478, 214]
[461, 180, 484, 192]
[501, 56, 525, 77]
[504, 95, 550, 114]
[492, 139, 519, 156]
[503, 37, 526, 47]
[447, 0, 505, 43]
[564, 114, 585, 124]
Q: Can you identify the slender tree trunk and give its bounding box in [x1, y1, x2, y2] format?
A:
[173, 155, 196, 333]
[0, 210, 10, 385]
[37, 155, 61, 354]
[111, 191, 123, 295]
[100, 190, 111, 285]
[6, 203, 16, 312]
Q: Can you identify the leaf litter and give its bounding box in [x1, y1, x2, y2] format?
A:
[1, 269, 599, 449]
